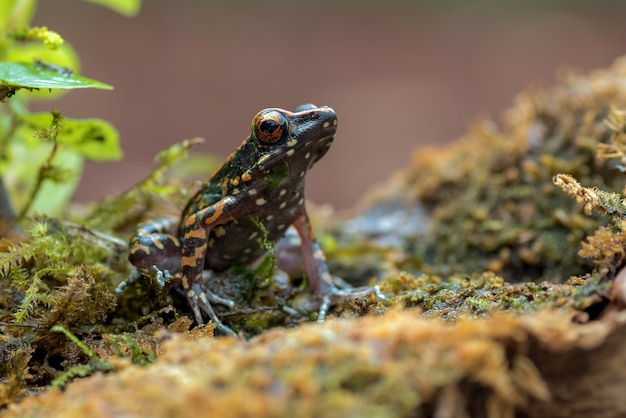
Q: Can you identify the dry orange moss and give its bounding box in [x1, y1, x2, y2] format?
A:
[7, 308, 624, 418]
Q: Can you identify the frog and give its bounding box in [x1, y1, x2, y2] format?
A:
[121, 104, 385, 335]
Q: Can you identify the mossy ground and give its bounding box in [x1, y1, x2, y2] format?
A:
[4, 57, 626, 417]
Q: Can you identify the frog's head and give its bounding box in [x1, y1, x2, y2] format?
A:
[249, 104, 337, 173]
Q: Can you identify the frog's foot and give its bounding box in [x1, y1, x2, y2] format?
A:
[317, 285, 386, 323]
[116, 265, 171, 294]
[185, 283, 237, 337]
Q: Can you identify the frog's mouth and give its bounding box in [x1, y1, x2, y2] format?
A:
[252, 133, 333, 174]
[309, 134, 334, 166]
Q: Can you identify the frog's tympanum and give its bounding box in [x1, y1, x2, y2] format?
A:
[123, 104, 384, 335]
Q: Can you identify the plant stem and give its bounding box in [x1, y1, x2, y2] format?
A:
[18, 141, 59, 220]
[0, 177, 15, 225]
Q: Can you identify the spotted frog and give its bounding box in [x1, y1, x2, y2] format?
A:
[123, 104, 384, 335]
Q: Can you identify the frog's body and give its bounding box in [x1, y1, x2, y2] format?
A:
[125, 104, 383, 335]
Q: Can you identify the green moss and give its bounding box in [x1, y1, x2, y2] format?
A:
[378, 269, 607, 321]
[382, 60, 626, 283]
[0, 218, 119, 324]
[49, 325, 113, 389]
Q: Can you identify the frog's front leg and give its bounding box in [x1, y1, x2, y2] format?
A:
[292, 212, 385, 322]
[179, 197, 238, 336]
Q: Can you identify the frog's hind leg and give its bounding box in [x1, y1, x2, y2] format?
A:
[291, 213, 385, 322]
[179, 198, 239, 336]
[119, 217, 181, 292]
[128, 217, 181, 272]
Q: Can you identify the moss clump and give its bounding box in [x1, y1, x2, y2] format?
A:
[375, 57, 626, 283]
[549, 106, 626, 300]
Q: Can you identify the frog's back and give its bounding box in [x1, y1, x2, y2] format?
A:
[179, 140, 259, 225]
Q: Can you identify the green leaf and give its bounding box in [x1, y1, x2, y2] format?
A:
[7, 43, 79, 75]
[18, 112, 123, 161]
[83, 0, 141, 16]
[0, 61, 113, 90]
[6, 43, 80, 101]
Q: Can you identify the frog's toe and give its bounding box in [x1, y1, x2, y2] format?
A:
[115, 269, 141, 293]
[186, 283, 237, 336]
[317, 294, 332, 323]
[347, 284, 386, 301]
[147, 265, 170, 288]
[316, 285, 386, 323]
[116, 265, 172, 293]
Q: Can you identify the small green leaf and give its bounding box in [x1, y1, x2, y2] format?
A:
[0, 61, 113, 90]
[18, 112, 122, 161]
[83, 0, 141, 16]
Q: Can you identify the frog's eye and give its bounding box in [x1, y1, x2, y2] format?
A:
[252, 110, 288, 145]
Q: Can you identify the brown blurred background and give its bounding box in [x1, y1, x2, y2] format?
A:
[32, 1, 626, 209]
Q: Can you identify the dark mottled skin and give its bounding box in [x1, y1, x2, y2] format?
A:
[124, 104, 383, 335]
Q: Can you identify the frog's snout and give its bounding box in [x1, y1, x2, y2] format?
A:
[319, 106, 338, 133]
[312, 106, 337, 130]
[294, 104, 337, 125]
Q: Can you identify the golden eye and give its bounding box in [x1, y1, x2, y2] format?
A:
[252, 110, 288, 145]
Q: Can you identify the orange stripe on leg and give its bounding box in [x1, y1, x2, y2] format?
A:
[181, 255, 198, 268]
[202, 199, 227, 226]
[185, 227, 207, 240]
